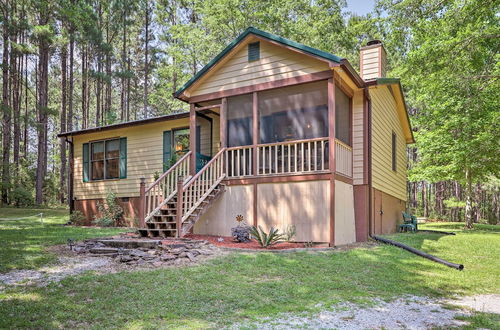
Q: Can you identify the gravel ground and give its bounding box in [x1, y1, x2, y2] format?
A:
[232, 296, 474, 329]
[0, 244, 226, 291]
[0, 254, 113, 290]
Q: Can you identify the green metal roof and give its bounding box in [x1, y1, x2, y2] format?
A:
[174, 27, 343, 99]
[374, 77, 401, 85]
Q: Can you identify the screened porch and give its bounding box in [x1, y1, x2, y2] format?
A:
[195, 79, 353, 179]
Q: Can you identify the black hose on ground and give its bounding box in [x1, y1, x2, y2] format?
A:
[417, 229, 456, 235]
[372, 235, 464, 271]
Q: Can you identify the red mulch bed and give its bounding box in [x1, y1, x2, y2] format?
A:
[184, 234, 329, 250]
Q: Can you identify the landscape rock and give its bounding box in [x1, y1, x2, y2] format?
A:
[57, 237, 224, 269]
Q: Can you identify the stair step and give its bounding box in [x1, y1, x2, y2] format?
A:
[147, 221, 176, 224]
[153, 214, 176, 218]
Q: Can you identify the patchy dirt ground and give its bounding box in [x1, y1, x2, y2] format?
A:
[446, 294, 500, 314]
[0, 243, 226, 291]
[231, 296, 476, 329]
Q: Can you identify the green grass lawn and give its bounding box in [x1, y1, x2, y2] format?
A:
[0, 210, 499, 329]
[0, 207, 127, 272]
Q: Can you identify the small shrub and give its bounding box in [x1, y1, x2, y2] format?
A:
[10, 187, 34, 207]
[250, 225, 284, 248]
[69, 211, 86, 226]
[93, 191, 124, 227]
[283, 224, 296, 242]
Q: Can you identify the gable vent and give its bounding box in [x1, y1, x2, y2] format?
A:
[248, 42, 260, 61]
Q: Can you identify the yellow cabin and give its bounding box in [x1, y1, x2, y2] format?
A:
[59, 28, 414, 246]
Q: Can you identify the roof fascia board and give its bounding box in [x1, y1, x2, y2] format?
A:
[58, 112, 190, 138]
[369, 78, 415, 144]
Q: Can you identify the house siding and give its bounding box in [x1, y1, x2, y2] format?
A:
[73, 118, 190, 200]
[370, 85, 407, 202]
[190, 39, 330, 97]
[352, 89, 364, 185]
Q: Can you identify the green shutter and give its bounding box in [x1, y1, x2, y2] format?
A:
[119, 137, 127, 179]
[196, 126, 201, 153]
[163, 130, 172, 172]
[82, 143, 89, 182]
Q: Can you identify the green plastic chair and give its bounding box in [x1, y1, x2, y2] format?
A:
[399, 212, 417, 232]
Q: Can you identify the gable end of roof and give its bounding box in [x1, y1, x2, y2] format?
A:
[174, 27, 344, 99]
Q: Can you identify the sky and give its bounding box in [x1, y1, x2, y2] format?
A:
[345, 0, 375, 16]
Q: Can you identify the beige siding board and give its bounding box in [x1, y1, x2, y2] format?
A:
[352, 90, 364, 185]
[257, 180, 330, 242]
[335, 180, 356, 245]
[370, 86, 407, 201]
[194, 185, 253, 236]
[190, 40, 329, 97]
[73, 118, 190, 200]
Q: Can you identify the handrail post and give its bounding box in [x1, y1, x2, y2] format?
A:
[139, 177, 146, 228]
[176, 177, 184, 238]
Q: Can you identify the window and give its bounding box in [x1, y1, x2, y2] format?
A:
[392, 132, 397, 171]
[248, 42, 260, 61]
[83, 137, 126, 182]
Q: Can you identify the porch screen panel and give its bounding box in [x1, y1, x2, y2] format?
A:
[258, 80, 328, 143]
[335, 86, 351, 145]
[227, 93, 253, 147]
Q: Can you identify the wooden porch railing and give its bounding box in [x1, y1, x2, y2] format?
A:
[335, 139, 353, 178]
[178, 148, 226, 226]
[257, 137, 330, 176]
[224, 137, 352, 178]
[143, 151, 191, 223]
[226, 146, 253, 177]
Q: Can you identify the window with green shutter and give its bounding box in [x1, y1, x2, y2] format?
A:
[119, 137, 127, 178]
[82, 143, 90, 182]
[82, 137, 126, 182]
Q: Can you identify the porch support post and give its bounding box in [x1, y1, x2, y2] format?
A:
[328, 75, 336, 247]
[139, 177, 146, 228]
[189, 103, 196, 175]
[252, 92, 258, 175]
[252, 92, 259, 227]
[220, 98, 227, 148]
[176, 177, 184, 238]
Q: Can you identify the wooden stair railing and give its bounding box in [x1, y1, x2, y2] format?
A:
[142, 151, 191, 224]
[177, 148, 226, 236]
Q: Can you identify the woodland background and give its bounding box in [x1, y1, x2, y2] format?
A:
[0, 0, 498, 226]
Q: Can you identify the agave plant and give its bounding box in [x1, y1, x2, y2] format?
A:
[249, 225, 284, 248]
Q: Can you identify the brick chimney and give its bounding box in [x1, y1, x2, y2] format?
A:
[360, 40, 386, 81]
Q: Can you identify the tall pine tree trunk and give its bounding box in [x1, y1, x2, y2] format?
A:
[59, 44, 67, 203]
[1, 0, 10, 205]
[143, 0, 149, 118]
[11, 4, 20, 178]
[464, 168, 474, 228]
[35, 8, 50, 205]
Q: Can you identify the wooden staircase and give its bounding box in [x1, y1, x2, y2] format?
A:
[138, 148, 227, 238]
[138, 183, 225, 238]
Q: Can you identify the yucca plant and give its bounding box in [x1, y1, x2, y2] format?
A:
[249, 225, 284, 248]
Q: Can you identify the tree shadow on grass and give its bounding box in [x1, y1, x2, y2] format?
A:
[0, 244, 483, 329]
